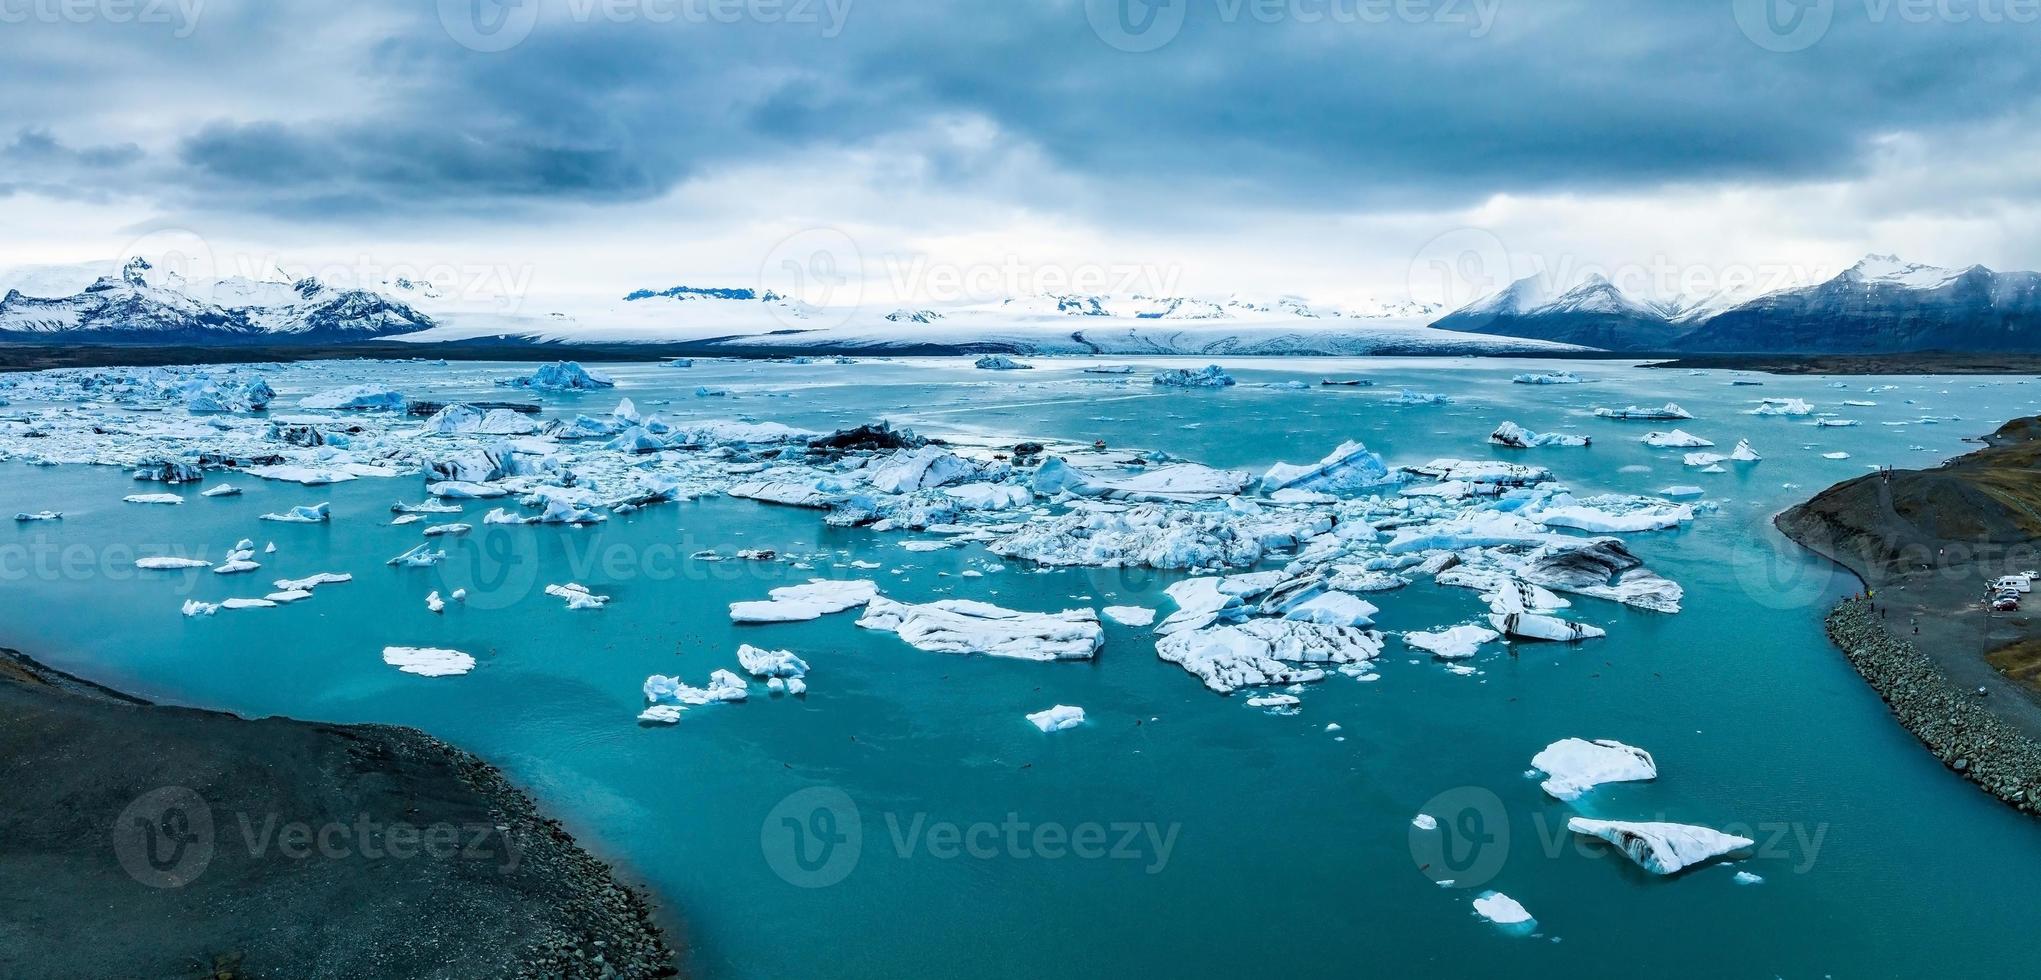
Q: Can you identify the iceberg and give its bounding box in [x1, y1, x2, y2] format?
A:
[1642, 429, 1714, 448]
[1512, 371, 1582, 385]
[124, 493, 183, 505]
[1748, 398, 1813, 416]
[135, 556, 211, 570]
[1472, 892, 1534, 932]
[1490, 610, 1606, 643]
[1392, 389, 1450, 405]
[1531, 738, 1658, 800]
[1566, 818, 1754, 875]
[1102, 605, 1157, 627]
[386, 543, 446, 567]
[856, 597, 1103, 661]
[1730, 439, 1762, 462]
[13, 511, 61, 521]
[259, 503, 330, 523]
[1660, 485, 1705, 500]
[1261, 441, 1397, 494]
[1403, 624, 1499, 660]
[274, 572, 351, 591]
[499, 361, 615, 392]
[545, 582, 611, 610]
[973, 354, 1031, 370]
[382, 647, 476, 677]
[736, 644, 809, 679]
[200, 484, 241, 497]
[421, 523, 471, 537]
[1490, 422, 1588, 449]
[1151, 365, 1236, 388]
[1026, 705, 1086, 732]
[643, 669, 750, 706]
[729, 579, 879, 623]
[1154, 621, 1382, 694]
[1595, 403, 1692, 421]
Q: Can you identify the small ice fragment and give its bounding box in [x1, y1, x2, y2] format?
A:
[1026, 705, 1086, 732]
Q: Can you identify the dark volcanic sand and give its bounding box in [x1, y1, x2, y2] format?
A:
[0, 650, 679, 979]
[1777, 418, 2041, 808]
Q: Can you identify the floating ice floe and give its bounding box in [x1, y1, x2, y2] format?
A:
[1472, 892, 1534, 933]
[1660, 486, 1704, 500]
[200, 484, 241, 497]
[1244, 694, 1300, 711]
[1151, 365, 1235, 388]
[1596, 403, 1691, 421]
[1490, 422, 1588, 449]
[386, 543, 446, 567]
[1748, 398, 1813, 416]
[737, 644, 809, 679]
[421, 403, 544, 436]
[1157, 619, 1380, 694]
[857, 598, 1104, 661]
[545, 582, 610, 610]
[1566, 818, 1754, 875]
[274, 571, 351, 591]
[1261, 441, 1399, 494]
[1027, 704, 1086, 732]
[124, 493, 183, 505]
[1488, 577, 1608, 643]
[426, 591, 445, 613]
[729, 579, 880, 623]
[1683, 452, 1726, 467]
[1815, 417, 1858, 427]
[1730, 439, 1761, 462]
[421, 523, 471, 537]
[1102, 605, 1157, 627]
[644, 669, 750, 708]
[1642, 429, 1714, 449]
[1411, 813, 1438, 830]
[298, 385, 405, 411]
[1530, 738, 1658, 800]
[1392, 389, 1450, 405]
[1734, 871, 1764, 885]
[260, 503, 330, 523]
[1512, 371, 1582, 385]
[1404, 624, 1500, 660]
[383, 646, 476, 677]
[973, 354, 1030, 370]
[1822, 451, 1852, 460]
[136, 556, 210, 570]
[391, 514, 424, 526]
[499, 361, 615, 392]
[13, 511, 61, 521]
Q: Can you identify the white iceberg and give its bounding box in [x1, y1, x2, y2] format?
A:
[1026, 705, 1086, 732]
[382, 646, 475, 677]
[124, 493, 183, 505]
[1151, 365, 1235, 388]
[856, 597, 1103, 661]
[1472, 892, 1534, 932]
[974, 354, 1031, 371]
[1566, 818, 1754, 875]
[1730, 439, 1762, 462]
[1595, 403, 1691, 421]
[259, 503, 330, 523]
[1642, 429, 1714, 448]
[1403, 624, 1500, 660]
[1261, 441, 1398, 494]
[298, 385, 405, 411]
[14, 511, 62, 521]
[1490, 422, 1588, 449]
[500, 361, 615, 392]
[729, 579, 879, 623]
[736, 644, 809, 679]
[1102, 605, 1157, 627]
[1531, 738, 1658, 800]
[135, 556, 210, 570]
[545, 582, 611, 610]
[1748, 398, 1813, 416]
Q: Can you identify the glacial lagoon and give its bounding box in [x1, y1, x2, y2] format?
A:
[3, 356, 2038, 979]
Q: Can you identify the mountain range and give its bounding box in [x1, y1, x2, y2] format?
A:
[4, 253, 2039, 355]
[1435, 255, 2041, 353]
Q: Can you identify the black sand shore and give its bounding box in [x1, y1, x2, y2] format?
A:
[0, 649, 679, 979]
[1776, 417, 2041, 813]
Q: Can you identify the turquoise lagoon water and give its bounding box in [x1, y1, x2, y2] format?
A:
[4, 357, 2039, 979]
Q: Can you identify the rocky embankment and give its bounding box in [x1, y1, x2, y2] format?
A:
[0, 650, 678, 979]
[1826, 600, 2041, 813]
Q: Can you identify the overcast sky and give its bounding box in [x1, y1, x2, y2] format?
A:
[4, 0, 2039, 310]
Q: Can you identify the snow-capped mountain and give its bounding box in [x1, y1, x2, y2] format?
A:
[1430, 255, 2041, 353]
[0, 257, 434, 342]
[1676, 255, 2041, 353]
[1431, 273, 1686, 349]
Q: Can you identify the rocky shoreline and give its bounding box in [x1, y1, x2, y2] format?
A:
[0, 649, 679, 979]
[1824, 599, 2041, 814]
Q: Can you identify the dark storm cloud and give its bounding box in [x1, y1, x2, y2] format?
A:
[3, 0, 2037, 219]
